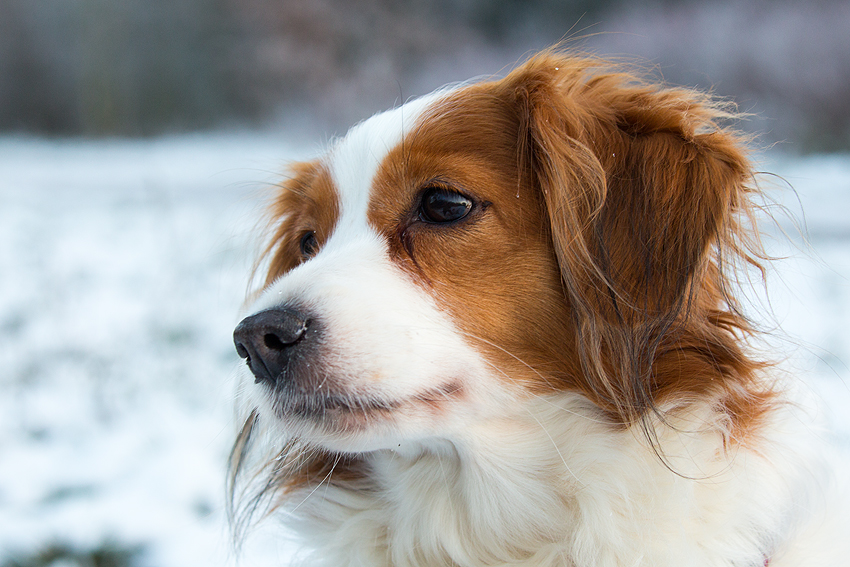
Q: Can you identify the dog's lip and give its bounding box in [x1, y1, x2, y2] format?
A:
[276, 382, 463, 420]
[277, 391, 399, 419]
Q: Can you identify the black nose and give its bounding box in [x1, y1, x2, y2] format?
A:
[233, 308, 309, 386]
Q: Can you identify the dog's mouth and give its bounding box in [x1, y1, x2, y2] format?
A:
[268, 381, 464, 429]
[274, 391, 400, 420]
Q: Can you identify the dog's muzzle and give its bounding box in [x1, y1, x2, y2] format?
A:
[233, 307, 310, 386]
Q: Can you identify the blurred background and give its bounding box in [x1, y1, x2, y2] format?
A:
[2, 0, 850, 151]
[1, 1, 849, 566]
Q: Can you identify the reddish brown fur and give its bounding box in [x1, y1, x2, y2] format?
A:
[369, 52, 772, 432]
[263, 161, 340, 287]
[233, 50, 775, 504]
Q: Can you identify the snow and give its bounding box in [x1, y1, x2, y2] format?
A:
[0, 134, 309, 566]
[756, 153, 850, 441]
[1, 136, 848, 565]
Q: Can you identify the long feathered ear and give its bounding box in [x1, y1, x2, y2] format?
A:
[253, 159, 339, 290]
[504, 52, 759, 422]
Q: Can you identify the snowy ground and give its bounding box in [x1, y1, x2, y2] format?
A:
[0, 135, 849, 566]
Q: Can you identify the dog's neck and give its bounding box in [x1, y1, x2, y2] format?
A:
[368, 417, 580, 565]
[286, 395, 801, 567]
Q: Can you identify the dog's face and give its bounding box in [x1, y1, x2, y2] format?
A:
[233, 88, 575, 453]
[234, 53, 759, 457]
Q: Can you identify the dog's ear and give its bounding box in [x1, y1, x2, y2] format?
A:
[258, 160, 339, 288]
[261, 161, 320, 287]
[504, 53, 755, 417]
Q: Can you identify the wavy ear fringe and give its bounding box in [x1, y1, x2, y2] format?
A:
[226, 411, 307, 548]
[506, 50, 773, 430]
[227, 410, 363, 547]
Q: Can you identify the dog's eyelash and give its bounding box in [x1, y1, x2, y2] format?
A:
[299, 231, 319, 259]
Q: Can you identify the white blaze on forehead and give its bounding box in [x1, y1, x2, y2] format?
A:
[326, 90, 449, 230]
[251, 89, 452, 315]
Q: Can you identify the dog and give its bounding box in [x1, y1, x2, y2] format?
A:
[228, 49, 848, 566]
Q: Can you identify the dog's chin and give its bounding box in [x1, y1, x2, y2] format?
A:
[263, 384, 466, 454]
[256, 390, 400, 452]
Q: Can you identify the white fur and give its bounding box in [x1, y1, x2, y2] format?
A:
[238, 93, 850, 566]
[278, 394, 844, 567]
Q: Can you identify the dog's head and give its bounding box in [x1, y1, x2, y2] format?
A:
[230, 50, 768, 504]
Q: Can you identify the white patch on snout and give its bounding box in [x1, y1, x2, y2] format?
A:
[243, 88, 511, 451]
[249, 226, 493, 451]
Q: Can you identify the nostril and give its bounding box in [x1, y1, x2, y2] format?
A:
[235, 341, 250, 360]
[264, 333, 287, 351]
[232, 308, 312, 387]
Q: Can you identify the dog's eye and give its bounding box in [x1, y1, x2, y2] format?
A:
[299, 231, 319, 259]
[419, 186, 473, 224]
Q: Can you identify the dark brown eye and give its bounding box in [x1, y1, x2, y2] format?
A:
[299, 231, 318, 259]
[419, 187, 473, 223]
